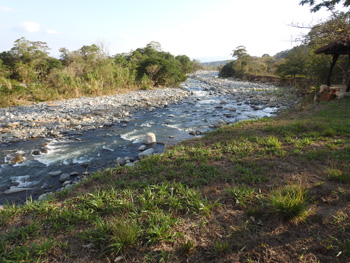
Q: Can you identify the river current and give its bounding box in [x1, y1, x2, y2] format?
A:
[0, 72, 291, 204]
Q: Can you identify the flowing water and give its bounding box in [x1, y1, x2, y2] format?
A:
[0, 72, 284, 204]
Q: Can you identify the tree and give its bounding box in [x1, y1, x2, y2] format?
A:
[304, 12, 350, 46]
[231, 46, 248, 59]
[300, 0, 350, 12]
[276, 46, 308, 80]
[219, 61, 235, 78]
[8, 37, 51, 82]
[176, 55, 194, 74]
[137, 57, 186, 86]
[231, 46, 251, 78]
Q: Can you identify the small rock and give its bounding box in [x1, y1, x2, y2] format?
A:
[62, 181, 71, 187]
[82, 243, 95, 249]
[38, 193, 52, 201]
[11, 154, 24, 165]
[141, 132, 156, 144]
[70, 172, 79, 176]
[138, 148, 155, 159]
[116, 157, 126, 166]
[59, 173, 70, 182]
[114, 256, 124, 262]
[138, 145, 147, 151]
[49, 170, 62, 177]
[32, 149, 41, 155]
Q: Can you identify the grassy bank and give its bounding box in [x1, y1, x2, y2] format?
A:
[0, 99, 349, 262]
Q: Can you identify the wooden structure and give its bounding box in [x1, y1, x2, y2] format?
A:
[315, 39, 350, 92]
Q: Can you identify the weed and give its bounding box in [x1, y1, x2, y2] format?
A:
[330, 236, 350, 257]
[144, 210, 178, 244]
[327, 168, 350, 182]
[268, 184, 309, 220]
[180, 240, 196, 255]
[226, 186, 255, 207]
[104, 218, 140, 256]
[5, 222, 40, 244]
[210, 240, 230, 257]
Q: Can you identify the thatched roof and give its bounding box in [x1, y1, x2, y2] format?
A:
[315, 39, 350, 55]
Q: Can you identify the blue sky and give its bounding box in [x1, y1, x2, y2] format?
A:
[0, 0, 331, 62]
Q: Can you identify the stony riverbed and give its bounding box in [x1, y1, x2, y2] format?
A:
[0, 71, 301, 204]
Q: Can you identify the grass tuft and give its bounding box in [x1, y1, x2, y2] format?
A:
[268, 184, 309, 220]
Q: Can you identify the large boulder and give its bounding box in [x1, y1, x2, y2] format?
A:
[141, 133, 156, 145]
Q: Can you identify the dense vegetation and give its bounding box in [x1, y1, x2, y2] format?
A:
[219, 6, 350, 88]
[0, 40, 201, 107]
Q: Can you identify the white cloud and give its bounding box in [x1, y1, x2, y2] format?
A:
[46, 29, 59, 34]
[0, 6, 16, 12]
[21, 21, 40, 33]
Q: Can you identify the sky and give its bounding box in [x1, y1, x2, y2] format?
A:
[0, 0, 332, 62]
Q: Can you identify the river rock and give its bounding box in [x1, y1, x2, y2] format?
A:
[3, 187, 33, 194]
[116, 157, 125, 165]
[38, 193, 52, 201]
[141, 132, 156, 144]
[138, 145, 147, 151]
[60, 173, 70, 182]
[138, 148, 154, 158]
[49, 170, 62, 177]
[11, 153, 24, 165]
[62, 181, 71, 187]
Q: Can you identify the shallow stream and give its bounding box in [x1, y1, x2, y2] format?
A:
[0, 72, 285, 204]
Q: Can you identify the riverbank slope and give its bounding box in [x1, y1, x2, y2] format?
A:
[0, 98, 349, 262]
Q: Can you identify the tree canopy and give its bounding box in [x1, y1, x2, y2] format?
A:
[0, 38, 199, 107]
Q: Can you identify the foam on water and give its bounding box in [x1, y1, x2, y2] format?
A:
[102, 145, 114, 151]
[10, 175, 35, 188]
[120, 130, 143, 142]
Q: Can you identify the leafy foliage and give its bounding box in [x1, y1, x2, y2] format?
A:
[0, 39, 198, 107]
[300, 0, 350, 13]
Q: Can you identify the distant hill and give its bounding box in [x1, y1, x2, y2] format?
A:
[201, 60, 233, 67]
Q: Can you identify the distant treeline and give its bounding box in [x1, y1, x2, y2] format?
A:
[0, 39, 202, 107]
[219, 11, 350, 90]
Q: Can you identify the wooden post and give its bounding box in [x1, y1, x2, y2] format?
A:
[327, 53, 339, 86]
[347, 54, 350, 92]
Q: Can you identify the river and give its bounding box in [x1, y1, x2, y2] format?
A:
[0, 71, 298, 204]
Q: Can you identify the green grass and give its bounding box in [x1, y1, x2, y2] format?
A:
[0, 98, 349, 262]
